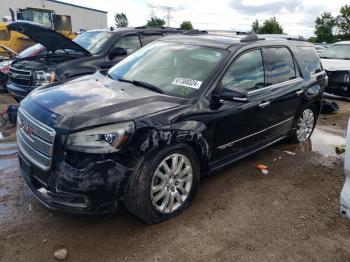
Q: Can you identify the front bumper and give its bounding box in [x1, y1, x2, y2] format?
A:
[340, 176, 350, 220]
[19, 152, 133, 214]
[325, 70, 350, 98]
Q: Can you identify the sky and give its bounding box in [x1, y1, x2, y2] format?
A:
[60, 0, 349, 37]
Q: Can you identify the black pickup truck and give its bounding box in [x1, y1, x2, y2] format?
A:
[6, 21, 182, 100]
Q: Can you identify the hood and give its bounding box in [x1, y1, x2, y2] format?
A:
[21, 72, 183, 130]
[321, 58, 350, 72]
[7, 21, 90, 55]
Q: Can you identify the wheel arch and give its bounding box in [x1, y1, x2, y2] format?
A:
[138, 121, 211, 175]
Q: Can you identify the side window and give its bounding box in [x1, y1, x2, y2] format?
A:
[142, 33, 163, 45]
[222, 49, 265, 92]
[263, 47, 296, 85]
[115, 35, 141, 54]
[298, 46, 323, 75]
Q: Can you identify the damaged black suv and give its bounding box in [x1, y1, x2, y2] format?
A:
[17, 34, 327, 223]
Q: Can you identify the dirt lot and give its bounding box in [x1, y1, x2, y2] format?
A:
[0, 93, 350, 262]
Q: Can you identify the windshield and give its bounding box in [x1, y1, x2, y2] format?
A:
[320, 44, 350, 60]
[108, 41, 225, 97]
[18, 44, 44, 58]
[74, 31, 113, 55]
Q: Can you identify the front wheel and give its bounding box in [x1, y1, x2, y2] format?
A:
[289, 106, 317, 143]
[123, 144, 200, 224]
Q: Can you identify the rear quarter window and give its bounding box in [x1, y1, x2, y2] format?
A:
[296, 46, 323, 75]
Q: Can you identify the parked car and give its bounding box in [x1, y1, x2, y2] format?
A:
[340, 119, 350, 220]
[0, 43, 45, 90]
[17, 34, 327, 223]
[314, 45, 327, 56]
[7, 21, 183, 100]
[320, 41, 350, 99]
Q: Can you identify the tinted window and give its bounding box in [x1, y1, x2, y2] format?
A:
[222, 49, 265, 92]
[142, 33, 163, 45]
[115, 35, 141, 54]
[263, 47, 296, 85]
[298, 46, 322, 75]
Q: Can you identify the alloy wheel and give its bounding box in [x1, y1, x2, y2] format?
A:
[151, 153, 193, 214]
[296, 109, 315, 142]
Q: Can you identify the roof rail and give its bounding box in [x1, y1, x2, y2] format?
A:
[240, 34, 265, 42]
[258, 34, 307, 42]
[286, 36, 307, 41]
[134, 26, 181, 30]
[183, 29, 208, 35]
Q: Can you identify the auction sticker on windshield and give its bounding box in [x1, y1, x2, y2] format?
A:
[172, 77, 202, 89]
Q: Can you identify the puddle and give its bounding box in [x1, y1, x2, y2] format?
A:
[280, 126, 346, 158]
[310, 127, 346, 157]
[0, 142, 18, 156]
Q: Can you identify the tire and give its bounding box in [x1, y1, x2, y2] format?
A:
[289, 105, 317, 143]
[123, 144, 200, 224]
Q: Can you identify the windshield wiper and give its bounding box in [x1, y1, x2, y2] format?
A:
[118, 78, 164, 94]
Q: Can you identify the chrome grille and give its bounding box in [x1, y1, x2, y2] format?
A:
[9, 67, 32, 86]
[16, 108, 56, 171]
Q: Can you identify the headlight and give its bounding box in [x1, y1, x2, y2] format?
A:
[65, 122, 135, 154]
[34, 70, 51, 84]
[34, 70, 56, 84]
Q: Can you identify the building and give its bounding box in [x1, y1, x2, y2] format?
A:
[0, 0, 107, 32]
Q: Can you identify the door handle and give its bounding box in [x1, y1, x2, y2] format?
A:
[258, 101, 271, 108]
[296, 90, 304, 96]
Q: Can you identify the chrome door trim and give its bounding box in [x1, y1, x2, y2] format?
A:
[248, 77, 303, 95]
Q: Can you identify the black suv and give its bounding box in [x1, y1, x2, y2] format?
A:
[6, 21, 182, 100]
[17, 34, 326, 223]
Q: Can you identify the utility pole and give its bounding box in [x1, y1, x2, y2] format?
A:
[147, 3, 175, 27]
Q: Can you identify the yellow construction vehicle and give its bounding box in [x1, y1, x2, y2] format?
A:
[0, 7, 77, 53]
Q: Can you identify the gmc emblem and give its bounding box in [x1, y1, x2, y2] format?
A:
[20, 121, 34, 138]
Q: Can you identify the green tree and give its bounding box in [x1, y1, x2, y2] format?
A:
[315, 12, 336, 43]
[336, 5, 350, 40]
[146, 17, 166, 27]
[258, 17, 283, 34]
[114, 13, 128, 28]
[180, 21, 193, 30]
[251, 19, 260, 33]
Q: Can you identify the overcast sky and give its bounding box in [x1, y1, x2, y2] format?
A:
[61, 0, 348, 37]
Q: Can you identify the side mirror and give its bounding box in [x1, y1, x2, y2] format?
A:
[109, 47, 127, 60]
[220, 87, 249, 103]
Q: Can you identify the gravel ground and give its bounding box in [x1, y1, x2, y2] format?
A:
[0, 94, 350, 262]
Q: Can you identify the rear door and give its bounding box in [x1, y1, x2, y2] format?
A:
[261, 46, 304, 139]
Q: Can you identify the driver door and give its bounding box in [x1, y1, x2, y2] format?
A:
[212, 49, 272, 160]
[103, 34, 141, 69]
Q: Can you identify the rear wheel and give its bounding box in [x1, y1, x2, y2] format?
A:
[290, 106, 317, 143]
[123, 144, 200, 224]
